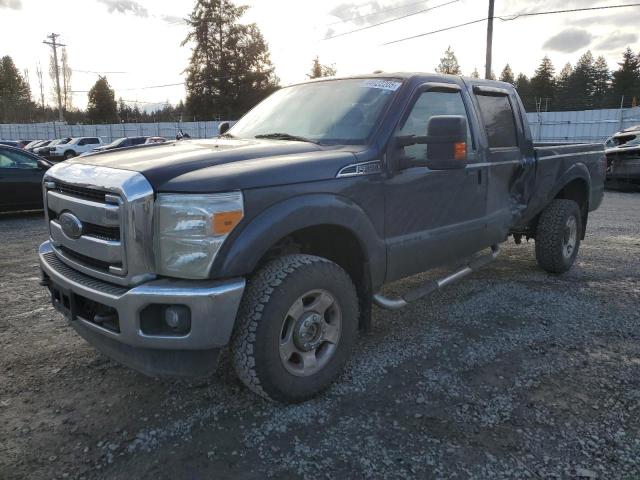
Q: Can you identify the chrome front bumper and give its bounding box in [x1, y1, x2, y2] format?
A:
[39, 241, 245, 352]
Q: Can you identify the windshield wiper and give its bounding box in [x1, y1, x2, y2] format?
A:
[254, 133, 318, 144]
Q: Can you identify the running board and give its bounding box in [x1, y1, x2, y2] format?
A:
[373, 244, 501, 310]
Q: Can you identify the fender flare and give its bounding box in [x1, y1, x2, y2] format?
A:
[211, 193, 386, 288]
[549, 162, 591, 207]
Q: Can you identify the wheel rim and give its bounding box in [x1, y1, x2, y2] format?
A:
[562, 215, 578, 259]
[279, 289, 342, 377]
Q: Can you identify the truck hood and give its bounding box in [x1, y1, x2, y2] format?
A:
[67, 138, 361, 192]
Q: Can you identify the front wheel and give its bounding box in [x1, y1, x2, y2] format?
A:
[231, 254, 358, 403]
[535, 199, 582, 274]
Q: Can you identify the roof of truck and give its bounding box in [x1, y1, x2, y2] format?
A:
[293, 72, 515, 90]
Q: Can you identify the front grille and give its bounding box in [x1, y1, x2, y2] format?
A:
[51, 181, 109, 203]
[48, 209, 120, 241]
[59, 246, 121, 272]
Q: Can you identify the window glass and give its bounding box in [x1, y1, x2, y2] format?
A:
[0, 150, 38, 169]
[476, 94, 518, 148]
[88, 138, 99, 144]
[398, 91, 472, 160]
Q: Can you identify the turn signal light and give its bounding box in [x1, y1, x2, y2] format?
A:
[454, 142, 466, 160]
[213, 210, 243, 235]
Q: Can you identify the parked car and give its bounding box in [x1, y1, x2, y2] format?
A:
[145, 136, 167, 144]
[35, 138, 71, 157]
[48, 137, 104, 161]
[26, 139, 52, 153]
[604, 127, 640, 185]
[80, 136, 149, 156]
[0, 145, 51, 213]
[38, 74, 605, 403]
[0, 140, 23, 148]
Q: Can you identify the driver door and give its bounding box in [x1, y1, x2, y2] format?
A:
[384, 84, 490, 282]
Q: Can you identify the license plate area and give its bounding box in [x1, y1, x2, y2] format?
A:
[50, 285, 77, 320]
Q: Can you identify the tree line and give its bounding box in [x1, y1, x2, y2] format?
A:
[4, 0, 640, 125]
[436, 45, 640, 111]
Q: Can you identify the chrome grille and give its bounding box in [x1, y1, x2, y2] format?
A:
[43, 163, 156, 287]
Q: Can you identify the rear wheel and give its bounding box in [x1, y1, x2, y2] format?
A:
[535, 199, 582, 274]
[231, 254, 358, 403]
[64, 150, 76, 160]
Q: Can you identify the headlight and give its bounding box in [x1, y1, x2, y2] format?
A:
[154, 192, 244, 279]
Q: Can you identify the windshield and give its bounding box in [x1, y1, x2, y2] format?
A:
[229, 78, 402, 145]
[105, 138, 126, 149]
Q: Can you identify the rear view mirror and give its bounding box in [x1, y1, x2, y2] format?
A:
[37, 159, 52, 170]
[424, 115, 468, 170]
[218, 122, 230, 135]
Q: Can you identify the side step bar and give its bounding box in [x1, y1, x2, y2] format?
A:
[373, 244, 501, 311]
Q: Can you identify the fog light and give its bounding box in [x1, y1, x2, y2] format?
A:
[164, 305, 191, 333]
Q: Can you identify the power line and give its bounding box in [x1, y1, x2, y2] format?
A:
[383, 2, 640, 45]
[324, 0, 459, 40]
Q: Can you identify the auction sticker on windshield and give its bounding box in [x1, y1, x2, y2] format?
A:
[361, 79, 402, 91]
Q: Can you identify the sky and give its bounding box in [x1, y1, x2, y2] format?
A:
[1, 0, 639, 111]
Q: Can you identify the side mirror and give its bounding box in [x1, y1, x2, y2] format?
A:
[218, 121, 230, 135]
[424, 115, 468, 169]
[37, 159, 52, 170]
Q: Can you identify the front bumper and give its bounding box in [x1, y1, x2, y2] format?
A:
[39, 241, 245, 376]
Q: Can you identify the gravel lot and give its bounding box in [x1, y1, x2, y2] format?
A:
[1, 191, 639, 480]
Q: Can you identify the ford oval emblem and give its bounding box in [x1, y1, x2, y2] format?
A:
[59, 212, 84, 239]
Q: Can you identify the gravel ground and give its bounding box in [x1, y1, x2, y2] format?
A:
[1, 191, 639, 480]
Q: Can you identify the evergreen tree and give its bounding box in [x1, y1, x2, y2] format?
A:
[86, 76, 118, 123]
[308, 56, 337, 79]
[555, 62, 573, 110]
[612, 47, 640, 103]
[592, 56, 612, 108]
[0, 55, 33, 122]
[514, 73, 534, 111]
[530, 56, 556, 110]
[435, 46, 461, 75]
[499, 64, 515, 85]
[566, 51, 595, 109]
[182, 0, 279, 120]
[469, 67, 480, 79]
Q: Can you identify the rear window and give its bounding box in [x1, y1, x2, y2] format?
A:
[476, 94, 518, 148]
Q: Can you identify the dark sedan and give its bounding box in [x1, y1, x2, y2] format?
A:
[0, 145, 51, 213]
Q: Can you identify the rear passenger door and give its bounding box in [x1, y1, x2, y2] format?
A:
[472, 87, 527, 243]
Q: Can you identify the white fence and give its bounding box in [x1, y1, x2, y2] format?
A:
[0, 121, 230, 143]
[526, 107, 640, 144]
[3, 108, 640, 144]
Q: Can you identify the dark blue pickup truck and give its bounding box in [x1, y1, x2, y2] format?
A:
[39, 73, 605, 403]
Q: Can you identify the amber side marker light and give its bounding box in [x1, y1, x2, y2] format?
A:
[213, 210, 243, 235]
[454, 142, 467, 160]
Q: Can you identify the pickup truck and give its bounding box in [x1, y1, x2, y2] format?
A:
[38, 74, 605, 403]
[48, 136, 103, 161]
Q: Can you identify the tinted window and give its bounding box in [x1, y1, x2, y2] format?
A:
[132, 137, 147, 145]
[399, 91, 472, 160]
[87, 138, 99, 144]
[476, 95, 518, 148]
[0, 149, 38, 169]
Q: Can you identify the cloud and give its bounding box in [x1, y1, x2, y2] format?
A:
[542, 28, 593, 53]
[161, 14, 186, 25]
[96, 0, 148, 17]
[325, 0, 431, 38]
[569, 10, 640, 27]
[0, 0, 21, 9]
[594, 32, 639, 52]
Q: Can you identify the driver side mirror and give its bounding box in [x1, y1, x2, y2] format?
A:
[396, 115, 468, 170]
[218, 121, 230, 135]
[37, 159, 52, 170]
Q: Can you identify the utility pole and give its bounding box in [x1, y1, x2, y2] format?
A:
[485, 0, 495, 80]
[43, 33, 65, 122]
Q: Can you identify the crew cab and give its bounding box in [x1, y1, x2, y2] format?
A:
[38, 74, 605, 403]
[48, 136, 103, 161]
